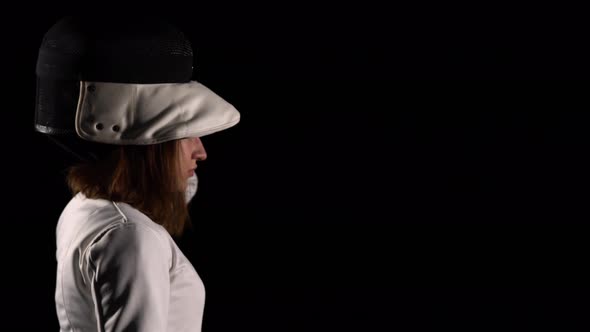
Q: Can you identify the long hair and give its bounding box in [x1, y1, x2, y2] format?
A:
[65, 139, 192, 237]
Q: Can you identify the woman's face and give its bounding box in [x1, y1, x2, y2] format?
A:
[179, 137, 207, 179]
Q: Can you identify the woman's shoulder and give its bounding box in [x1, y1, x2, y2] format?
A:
[61, 193, 164, 228]
[57, 193, 171, 254]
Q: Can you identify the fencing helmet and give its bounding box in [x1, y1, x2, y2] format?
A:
[34, 14, 240, 163]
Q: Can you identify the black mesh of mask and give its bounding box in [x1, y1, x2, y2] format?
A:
[34, 14, 195, 163]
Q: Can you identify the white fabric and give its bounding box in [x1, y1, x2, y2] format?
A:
[55, 176, 205, 332]
[75, 80, 240, 144]
[185, 173, 198, 204]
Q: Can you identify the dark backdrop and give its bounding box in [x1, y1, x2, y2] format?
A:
[3, 2, 589, 331]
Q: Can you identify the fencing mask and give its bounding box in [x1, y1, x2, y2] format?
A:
[34, 14, 240, 163]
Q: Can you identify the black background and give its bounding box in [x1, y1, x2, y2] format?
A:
[3, 2, 590, 331]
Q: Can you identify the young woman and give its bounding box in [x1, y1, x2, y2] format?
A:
[35, 14, 240, 331]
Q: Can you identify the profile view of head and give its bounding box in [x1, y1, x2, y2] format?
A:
[34, 14, 240, 237]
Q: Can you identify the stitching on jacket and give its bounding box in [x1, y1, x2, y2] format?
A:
[87, 222, 172, 331]
[60, 205, 104, 332]
[111, 201, 129, 223]
[79, 221, 124, 284]
[86, 222, 136, 332]
[90, 257, 106, 332]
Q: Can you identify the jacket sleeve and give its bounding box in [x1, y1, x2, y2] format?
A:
[86, 223, 171, 332]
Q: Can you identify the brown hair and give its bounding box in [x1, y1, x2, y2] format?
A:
[65, 139, 192, 237]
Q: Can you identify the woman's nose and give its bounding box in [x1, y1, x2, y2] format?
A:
[194, 137, 207, 161]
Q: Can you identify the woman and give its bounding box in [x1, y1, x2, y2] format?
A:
[35, 15, 240, 332]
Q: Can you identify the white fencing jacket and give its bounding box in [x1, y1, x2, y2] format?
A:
[55, 173, 205, 332]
